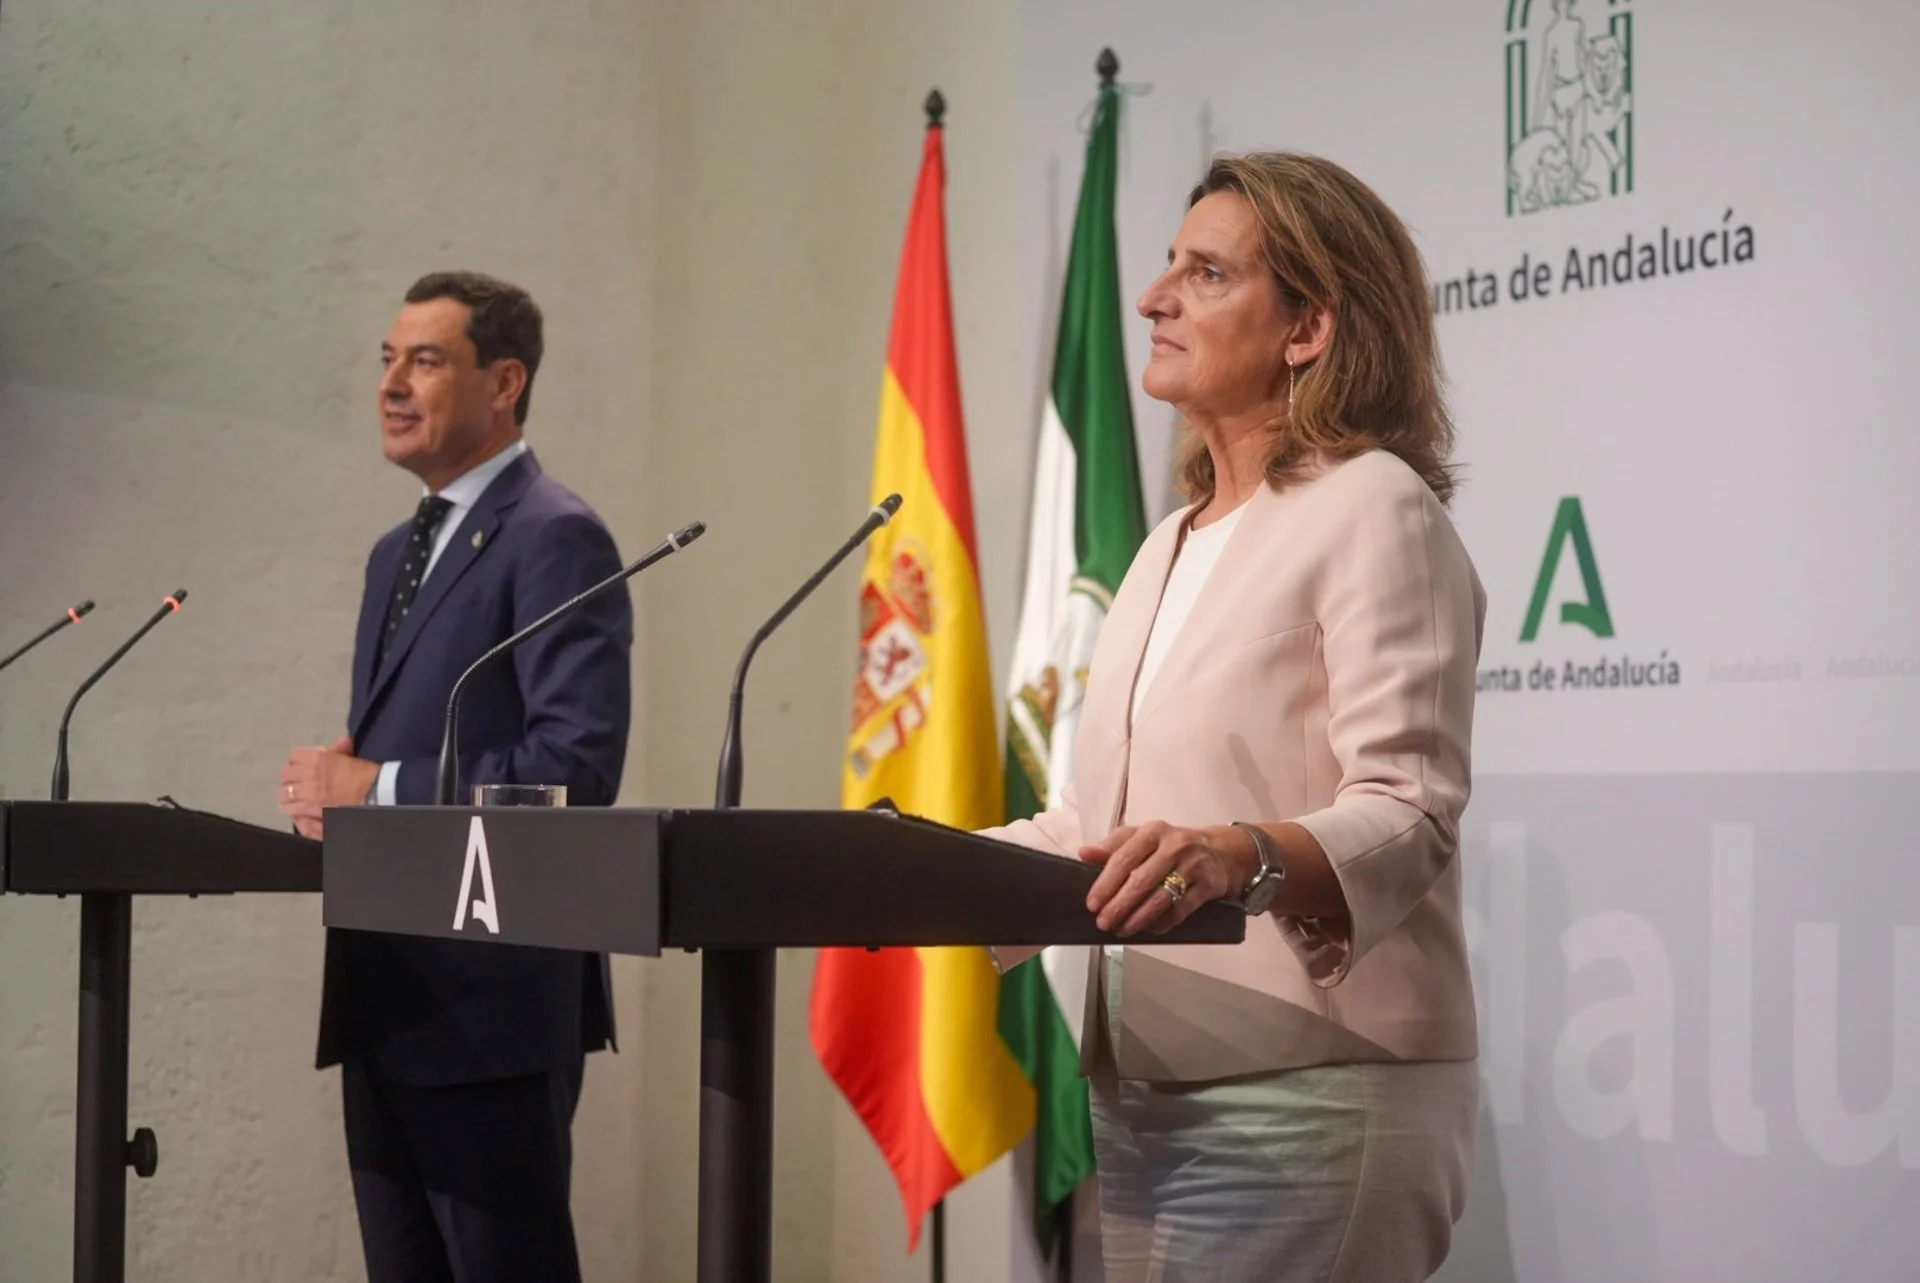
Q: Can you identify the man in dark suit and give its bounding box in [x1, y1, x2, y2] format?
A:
[278, 270, 630, 1283]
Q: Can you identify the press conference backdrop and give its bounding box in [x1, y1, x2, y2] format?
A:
[1019, 1, 1919, 1280]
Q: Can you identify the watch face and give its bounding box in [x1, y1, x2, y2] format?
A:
[1243, 875, 1281, 915]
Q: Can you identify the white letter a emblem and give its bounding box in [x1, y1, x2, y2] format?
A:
[452, 815, 501, 934]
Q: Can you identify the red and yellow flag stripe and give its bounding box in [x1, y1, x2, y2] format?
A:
[808, 123, 1035, 1248]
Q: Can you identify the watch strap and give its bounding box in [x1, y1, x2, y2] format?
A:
[1229, 820, 1284, 910]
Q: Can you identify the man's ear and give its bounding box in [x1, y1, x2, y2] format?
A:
[488, 359, 528, 418]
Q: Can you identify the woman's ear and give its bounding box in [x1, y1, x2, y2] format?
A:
[1285, 307, 1335, 368]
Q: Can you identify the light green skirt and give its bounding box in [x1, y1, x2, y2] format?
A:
[1090, 950, 1478, 1283]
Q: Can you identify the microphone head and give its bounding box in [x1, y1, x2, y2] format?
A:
[672, 520, 707, 548]
[165, 588, 188, 611]
[878, 493, 904, 522]
[72, 600, 96, 619]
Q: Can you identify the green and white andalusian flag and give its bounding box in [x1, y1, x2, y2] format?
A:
[996, 80, 1147, 1255]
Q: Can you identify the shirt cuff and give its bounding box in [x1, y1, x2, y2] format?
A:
[374, 760, 400, 806]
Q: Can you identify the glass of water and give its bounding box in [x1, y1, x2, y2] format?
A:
[472, 783, 568, 807]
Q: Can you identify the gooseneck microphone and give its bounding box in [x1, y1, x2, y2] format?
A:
[0, 600, 96, 674]
[713, 494, 902, 810]
[694, 495, 899, 1283]
[51, 591, 187, 801]
[435, 522, 706, 806]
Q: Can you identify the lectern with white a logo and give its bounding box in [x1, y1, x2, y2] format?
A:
[321, 805, 1246, 1283]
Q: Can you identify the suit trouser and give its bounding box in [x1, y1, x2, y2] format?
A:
[342, 1057, 586, 1283]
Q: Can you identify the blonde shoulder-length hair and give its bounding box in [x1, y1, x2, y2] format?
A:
[1175, 151, 1459, 508]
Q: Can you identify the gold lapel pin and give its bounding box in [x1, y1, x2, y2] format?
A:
[471, 530, 485, 549]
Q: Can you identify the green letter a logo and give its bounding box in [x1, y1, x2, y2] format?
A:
[1521, 497, 1614, 641]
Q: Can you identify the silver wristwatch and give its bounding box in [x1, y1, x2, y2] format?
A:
[1229, 821, 1285, 915]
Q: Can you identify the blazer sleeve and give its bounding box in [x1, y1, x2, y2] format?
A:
[391, 511, 634, 806]
[1286, 473, 1483, 986]
[974, 782, 1086, 972]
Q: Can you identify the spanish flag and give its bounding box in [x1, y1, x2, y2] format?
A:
[808, 108, 1036, 1249]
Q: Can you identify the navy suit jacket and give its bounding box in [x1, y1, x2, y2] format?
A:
[316, 448, 632, 1086]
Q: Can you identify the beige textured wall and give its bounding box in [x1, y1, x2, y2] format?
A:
[0, 0, 1024, 1280]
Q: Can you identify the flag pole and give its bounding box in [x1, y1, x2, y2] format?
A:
[922, 81, 949, 1283]
[1001, 41, 1139, 1283]
[1053, 51, 1119, 1283]
[1043, 47, 1117, 1283]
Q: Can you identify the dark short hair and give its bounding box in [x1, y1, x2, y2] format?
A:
[404, 271, 544, 425]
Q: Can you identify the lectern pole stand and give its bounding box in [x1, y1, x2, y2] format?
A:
[696, 947, 779, 1283]
[3, 801, 323, 1281]
[74, 891, 134, 1283]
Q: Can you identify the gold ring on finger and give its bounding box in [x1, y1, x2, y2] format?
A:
[1161, 870, 1189, 904]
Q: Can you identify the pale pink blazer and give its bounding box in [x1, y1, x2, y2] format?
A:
[984, 449, 1486, 1082]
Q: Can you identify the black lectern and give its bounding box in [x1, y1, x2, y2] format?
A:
[323, 805, 1245, 1282]
[0, 801, 320, 1283]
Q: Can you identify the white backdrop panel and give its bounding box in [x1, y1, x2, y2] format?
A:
[1018, 1, 1920, 1277]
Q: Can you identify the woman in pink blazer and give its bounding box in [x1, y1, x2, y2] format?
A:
[985, 152, 1486, 1282]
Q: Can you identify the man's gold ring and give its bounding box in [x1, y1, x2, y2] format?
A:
[1161, 870, 1189, 904]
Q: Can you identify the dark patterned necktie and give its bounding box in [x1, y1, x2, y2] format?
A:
[377, 495, 454, 668]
